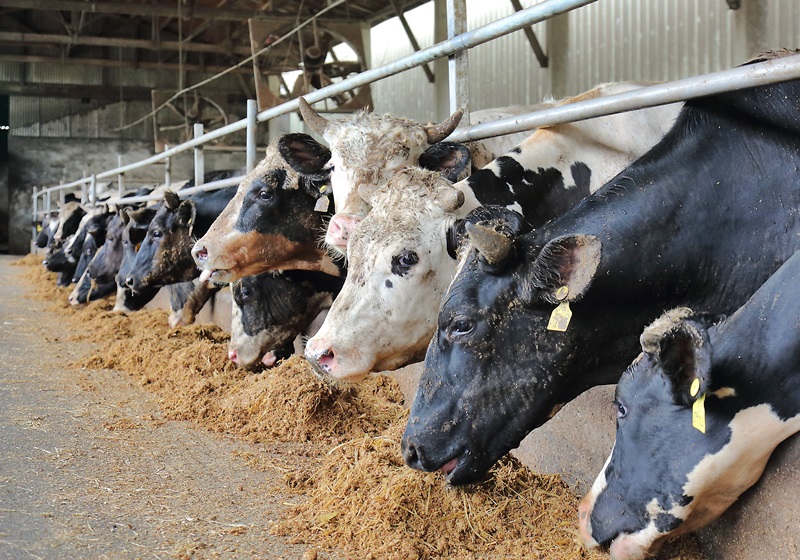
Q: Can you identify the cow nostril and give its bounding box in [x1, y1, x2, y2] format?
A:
[124, 276, 135, 288]
[401, 441, 423, 470]
[228, 349, 238, 363]
[193, 245, 208, 263]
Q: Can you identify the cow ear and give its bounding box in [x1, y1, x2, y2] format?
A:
[176, 200, 196, 230]
[278, 133, 332, 177]
[642, 313, 712, 406]
[120, 207, 131, 225]
[163, 190, 181, 210]
[419, 142, 472, 183]
[524, 234, 601, 305]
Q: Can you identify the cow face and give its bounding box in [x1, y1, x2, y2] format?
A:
[192, 134, 336, 284]
[228, 271, 337, 369]
[305, 168, 469, 383]
[53, 201, 87, 242]
[36, 212, 60, 248]
[126, 192, 197, 290]
[401, 207, 624, 485]
[88, 214, 126, 285]
[298, 99, 463, 255]
[578, 309, 800, 559]
[116, 206, 157, 288]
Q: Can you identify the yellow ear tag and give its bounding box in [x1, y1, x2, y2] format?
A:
[690, 378, 700, 398]
[135, 243, 141, 252]
[547, 286, 572, 332]
[692, 393, 706, 434]
[36, 225, 43, 233]
[314, 195, 330, 213]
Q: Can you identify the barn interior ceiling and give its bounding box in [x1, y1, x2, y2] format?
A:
[0, 0, 430, 103]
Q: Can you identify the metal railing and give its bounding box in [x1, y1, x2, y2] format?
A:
[31, 0, 800, 235]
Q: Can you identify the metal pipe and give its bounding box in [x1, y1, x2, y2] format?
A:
[246, 99, 257, 173]
[105, 174, 245, 205]
[117, 154, 125, 197]
[447, 0, 470, 123]
[89, 174, 96, 207]
[256, 0, 597, 123]
[32, 187, 38, 243]
[194, 123, 204, 188]
[450, 53, 800, 143]
[164, 144, 171, 188]
[44, 188, 51, 217]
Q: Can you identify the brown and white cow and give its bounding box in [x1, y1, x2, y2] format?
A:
[298, 99, 535, 255]
[191, 134, 341, 284]
[304, 83, 682, 382]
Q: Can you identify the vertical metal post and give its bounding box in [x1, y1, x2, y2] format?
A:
[59, 182, 65, 204]
[164, 144, 171, 188]
[44, 188, 51, 216]
[90, 174, 97, 207]
[32, 187, 38, 243]
[246, 99, 257, 173]
[447, 0, 470, 124]
[117, 154, 125, 197]
[81, 170, 87, 205]
[194, 123, 204, 187]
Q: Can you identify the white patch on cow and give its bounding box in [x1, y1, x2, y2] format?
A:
[607, 404, 800, 557]
[712, 386, 737, 399]
[580, 442, 615, 548]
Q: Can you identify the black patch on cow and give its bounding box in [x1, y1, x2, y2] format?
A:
[654, 512, 683, 534]
[510, 146, 522, 154]
[385, 279, 393, 288]
[571, 162, 591, 193]
[418, 142, 472, 183]
[390, 250, 419, 276]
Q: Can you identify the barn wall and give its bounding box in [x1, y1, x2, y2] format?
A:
[370, 0, 800, 121]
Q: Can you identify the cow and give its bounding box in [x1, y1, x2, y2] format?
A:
[53, 200, 87, 242]
[125, 180, 238, 327]
[578, 251, 800, 559]
[191, 134, 340, 284]
[35, 211, 60, 249]
[304, 83, 682, 382]
[298, 98, 534, 255]
[401, 52, 800, 486]
[67, 233, 113, 306]
[114, 206, 161, 313]
[228, 270, 344, 369]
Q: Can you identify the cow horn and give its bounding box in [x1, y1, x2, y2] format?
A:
[423, 109, 464, 144]
[437, 188, 465, 213]
[465, 221, 512, 265]
[298, 97, 331, 136]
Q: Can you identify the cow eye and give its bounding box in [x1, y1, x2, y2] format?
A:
[615, 400, 628, 419]
[239, 286, 251, 300]
[151, 229, 162, 239]
[258, 188, 274, 201]
[391, 250, 419, 276]
[447, 316, 476, 339]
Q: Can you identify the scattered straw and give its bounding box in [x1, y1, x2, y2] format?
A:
[11, 255, 708, 560]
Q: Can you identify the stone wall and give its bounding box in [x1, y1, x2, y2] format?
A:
[6, 136, 246, 254]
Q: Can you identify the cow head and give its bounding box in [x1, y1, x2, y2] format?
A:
[192, 134, 337, 284]
[53, 201, 87, 242]
[305, 166, 471, 383]
[298, 98, 464, 255]
[577, 308, 794, 560]
[113, 207, 160, 313]
[400, 206, 629, 485]
[88, 213, 126, 286]
[228, 271, 340, 369]
[126, 191, 198, 290]
[36, 211, 60, 248]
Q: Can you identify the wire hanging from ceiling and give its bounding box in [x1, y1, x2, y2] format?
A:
[113, 0, 347, 132]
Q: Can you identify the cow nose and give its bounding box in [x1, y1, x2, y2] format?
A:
[42, 259, 49, 266]
[124, 276, 135, 288]
[192, 243, 208, 264]
[578, 495, 600, 549]
[304, 338, 337, 376]
[400, 439, 424, 471]
[326, 214, 362, 248]
[228, 348, 239, 363]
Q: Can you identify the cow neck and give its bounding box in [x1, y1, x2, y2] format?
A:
[188, 186, 238, 239]
[522, 103, 800, 309]
[707, 253, 800, 422]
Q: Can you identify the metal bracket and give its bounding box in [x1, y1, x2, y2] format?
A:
[510, 0, 548, 68]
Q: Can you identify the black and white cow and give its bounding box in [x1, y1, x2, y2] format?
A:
[304, 83, 681, 382]
[579, 250, 800, 559]
[35, 211, 60, 249]
[228, 270, 344, 369]
[402, 52, 800, 485]
[125, 181, 238, 326]
[191, 134, 340, 284]
[114, 206, 161, 313]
